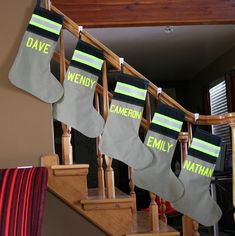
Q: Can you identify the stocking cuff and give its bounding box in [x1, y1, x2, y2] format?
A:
[27, 6, 64, 41]
[113, 73, 149, 107]
[70, 40, 104, 77]
[150, 102, 185, 139]
[188, 128, 221, 164]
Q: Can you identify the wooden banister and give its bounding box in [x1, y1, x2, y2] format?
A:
[50, 5, 235, 126]
[50, 2, 235, 227]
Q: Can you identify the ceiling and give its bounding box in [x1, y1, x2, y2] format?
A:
[62, 25, 235, 82]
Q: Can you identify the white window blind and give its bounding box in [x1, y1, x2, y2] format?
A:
[209, 80, 231, 150]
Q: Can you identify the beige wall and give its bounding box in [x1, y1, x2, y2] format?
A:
[0, 0, 54, 168]
[43, 191, 106, 236]
[0, 1, 106, 235]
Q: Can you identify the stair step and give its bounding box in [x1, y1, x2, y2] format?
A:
[45, 162, 180, 236]
[127, 211, 180, 236]
[81, 188, 134, 210]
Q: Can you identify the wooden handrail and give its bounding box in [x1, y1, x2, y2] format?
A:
[50, 4, 235, 126]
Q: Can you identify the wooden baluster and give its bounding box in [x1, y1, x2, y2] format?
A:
[146, 93, 151, 127]
[189, 124, 200, 236]
[229, 123, 235, 221]
[160, 198, 167, 227]
[128, 166, 136, 212]
[61, 124, 72, 165]
[187, 122, 193, 145]
[128, 90, 137, 210]
[95, 93, 105, 195]
[179, 132, 189, 164]
[60, 29, 73, 165]
[192, 221, 200, 236]
[149, 192, 159, 232]
[179, 131, 200, 236]
[102, 61, 115, 198]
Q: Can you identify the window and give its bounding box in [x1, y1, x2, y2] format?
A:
[209, 79, 231, 150]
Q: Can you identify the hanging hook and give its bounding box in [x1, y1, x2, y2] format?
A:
[194, 113, 199, 121]
[119, 58, 124, 72]
[78, 26, 83, 40]
[157, 87, 162, 97]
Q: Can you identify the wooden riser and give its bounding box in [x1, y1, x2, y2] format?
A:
[47, 164, 89, 203]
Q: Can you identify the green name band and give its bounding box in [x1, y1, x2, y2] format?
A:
[114, 82, 147, 101]
[29, 14, 62, 35]
[152, 113, 183, 132]
[190, 137, 221, 158]
[72, 50, 104, 70]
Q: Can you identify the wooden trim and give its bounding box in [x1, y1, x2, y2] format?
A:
[52, 164, 89, 169]
[52, 0, 235, 28]
[51, 164, 89, 176]
[126, 232, 180, 236]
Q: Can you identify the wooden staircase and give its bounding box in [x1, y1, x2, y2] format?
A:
[42, 155, 180, 236]
[38, 1, 235, 235]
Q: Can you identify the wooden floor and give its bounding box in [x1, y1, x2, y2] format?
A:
[87, 188, 130, 200]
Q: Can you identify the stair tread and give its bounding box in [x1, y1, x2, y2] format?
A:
[86, 188, 131, 201]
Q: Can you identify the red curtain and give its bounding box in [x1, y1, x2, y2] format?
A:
[0, 167, 48, 236]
